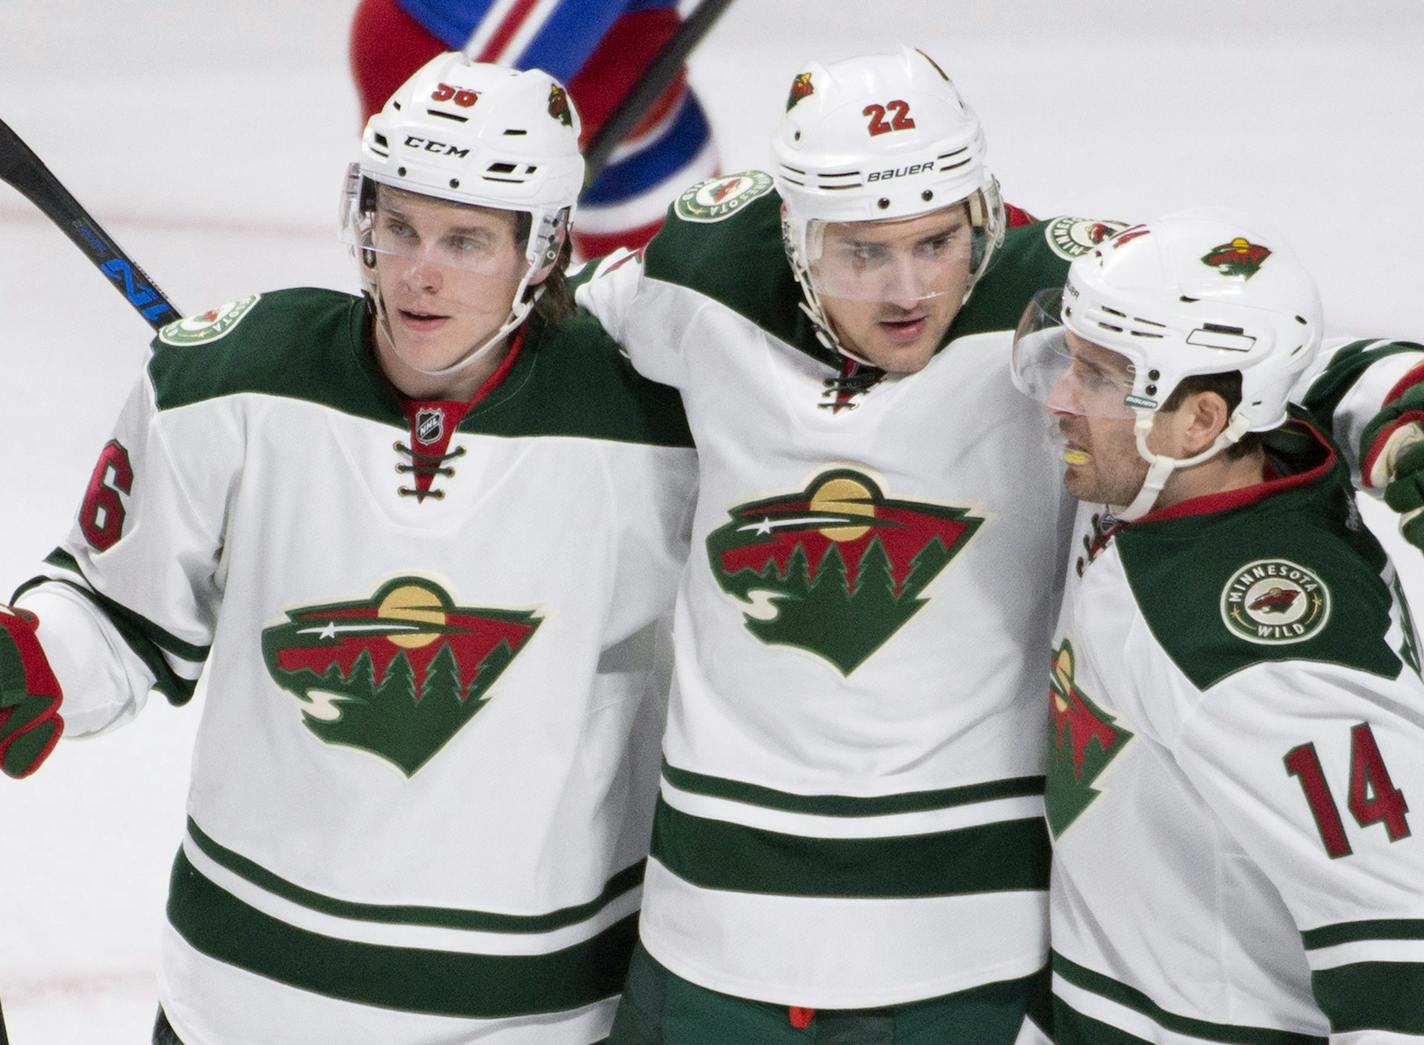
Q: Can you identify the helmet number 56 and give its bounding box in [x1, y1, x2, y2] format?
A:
[863, 100, 916, 137]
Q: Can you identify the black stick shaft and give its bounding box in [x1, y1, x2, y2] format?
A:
[583, 0, 737, 184]
[0, 117, 179, 330]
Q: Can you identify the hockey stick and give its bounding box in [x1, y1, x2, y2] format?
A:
[0, 994, 9, 1045]
[0, 117, 179, 331]
[582, 0, 738, 184]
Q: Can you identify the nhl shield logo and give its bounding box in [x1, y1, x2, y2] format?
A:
[415, 407, 445, 445]
[1220, 558, 1330, 644]
[705, 468, 982, 675]
[261, 578, 541, 776]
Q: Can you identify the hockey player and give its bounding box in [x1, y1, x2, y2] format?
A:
[350, 0, 719, 257]
[571, 46, 1099, 1042]
[1011, 212, 1424, 1041]
[0, 55, 694, 1045]
[572, 47, 1424, 1043]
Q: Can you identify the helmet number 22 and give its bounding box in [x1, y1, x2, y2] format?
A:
[862, 100, 916, 137]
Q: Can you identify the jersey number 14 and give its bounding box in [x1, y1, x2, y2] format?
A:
[1284, 722, 1411, 859]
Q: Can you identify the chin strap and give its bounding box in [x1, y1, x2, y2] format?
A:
[1110, 409, 1252, 522]
[373, 283, 544, 380]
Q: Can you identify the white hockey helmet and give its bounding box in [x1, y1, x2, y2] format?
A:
[1012, 211, 1323, 518]
[341, 53, 585, 377]
[772, 47, 1005, 353]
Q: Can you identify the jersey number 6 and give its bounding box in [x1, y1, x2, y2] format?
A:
[80, 439, 134, 552]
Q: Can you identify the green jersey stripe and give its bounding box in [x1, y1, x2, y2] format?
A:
[36, 549, 212, 661]
[651, 796, 1048, 899]
[167, 846, 637, 1018]
[1302, 918, 1424, 949]
[1312, 961, 1424, 1034]
[1053, 952, 1327, 1044]
[662, 759, 1044, 817]
[186, 818, 644, 934]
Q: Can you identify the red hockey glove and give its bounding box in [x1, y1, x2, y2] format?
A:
[0, 605, 64, 778]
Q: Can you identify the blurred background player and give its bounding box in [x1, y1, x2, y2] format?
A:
[1013, 211, 1424, 1042]
[350, 0, 719, 257]
[1, 54, 694, 1044]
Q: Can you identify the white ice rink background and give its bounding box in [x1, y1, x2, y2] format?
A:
[2, 2, 1423, 1040]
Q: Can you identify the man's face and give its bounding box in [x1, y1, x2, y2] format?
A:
[815, 206, 974, 374]
[369, 187, 526, 380]
[1046, 331, 1152, 506]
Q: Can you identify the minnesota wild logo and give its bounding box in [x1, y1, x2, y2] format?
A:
[261, 578, 540, 776]
[1045, 639, 1133, 837]
[705, 469, 982, 675]
[1201, 237, 1272, 279]
[675, 170, 774, 223]
[157, 295, 260, 347]
[547, 83, 572, 126]
[786, 72, 815, 111]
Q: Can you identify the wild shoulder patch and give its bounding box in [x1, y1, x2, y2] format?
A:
[158, 295, 261, 346]
[675, 171, 774, 223]
[1220, 558, 1330, 645]
[1045, 217, 1128, 260]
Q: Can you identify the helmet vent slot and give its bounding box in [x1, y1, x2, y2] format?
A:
[503, 128, 528, 136]
[488, 162, 518, 174]
[427, 109, 469, 123]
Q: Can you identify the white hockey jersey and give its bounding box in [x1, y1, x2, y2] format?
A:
[15, 289, 696, 1045]
[1047, 416, 1424, 1043]
[574, 176, 1118, 1011]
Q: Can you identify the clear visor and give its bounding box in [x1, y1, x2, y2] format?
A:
[339, 167, 531, 311]
[800, 211, 973, 303]
[1011, 288, 1137, 420]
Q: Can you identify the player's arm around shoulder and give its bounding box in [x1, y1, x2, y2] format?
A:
[954, 215, 1130, 337]
[572, 170, 787, 388]
[1301, 336, 1424, 549]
